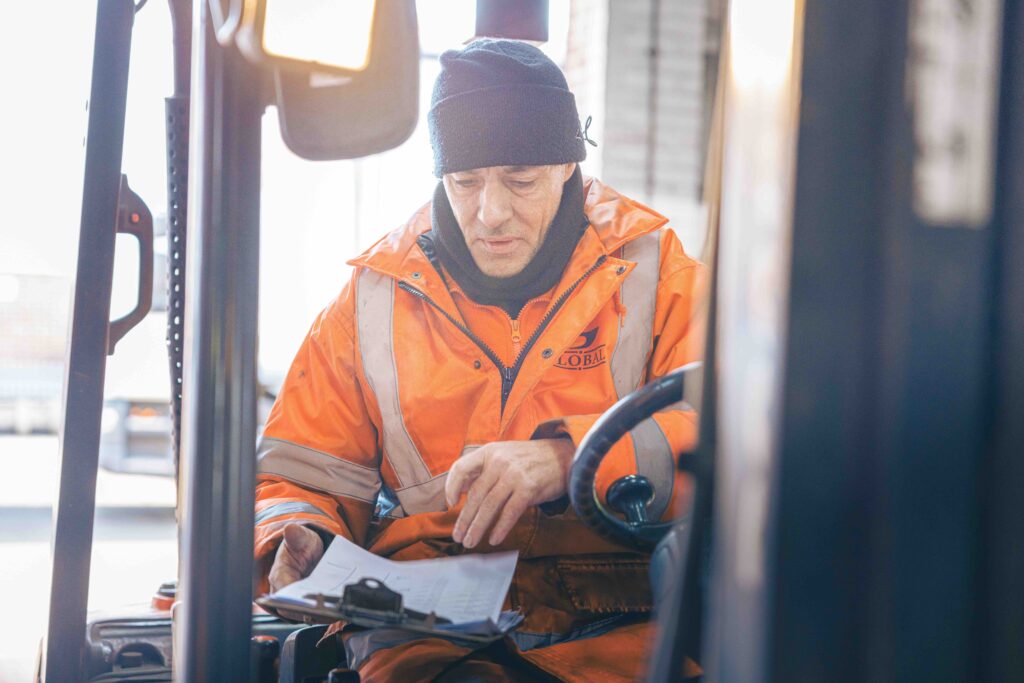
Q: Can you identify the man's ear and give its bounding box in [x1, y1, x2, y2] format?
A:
[562, 162, 577, 182]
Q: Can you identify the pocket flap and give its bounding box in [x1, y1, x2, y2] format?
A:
[555, 557, 653, 614]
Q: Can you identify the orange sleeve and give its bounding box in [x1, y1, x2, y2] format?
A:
[253, 279, 381, 592]
[545, 230, 708, 520]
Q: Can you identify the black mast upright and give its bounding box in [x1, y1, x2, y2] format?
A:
[173, 1, 263, 679]
[981, 0, 1024, 677]
[41, 2, 135, 680]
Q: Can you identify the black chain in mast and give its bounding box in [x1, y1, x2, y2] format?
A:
[165, 0, 191, 483]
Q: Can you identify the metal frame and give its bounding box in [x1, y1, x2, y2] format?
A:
[172, 2, 265, 679]
[981, 0, 1024, 677]
[767, 2, 905, 679]
[647, 222, 718, 683]
[41, 2, 135, 680]
[674, 1, 1024, 681]
[774, 1, 999, 678]
[723, 1, 1022, 681]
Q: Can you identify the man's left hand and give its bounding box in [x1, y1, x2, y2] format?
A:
[444, 438, 575, 549]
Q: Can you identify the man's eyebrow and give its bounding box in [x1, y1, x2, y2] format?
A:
[503, 165, 538, 173]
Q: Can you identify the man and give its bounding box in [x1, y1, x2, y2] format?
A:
[255, 39, 706, 682]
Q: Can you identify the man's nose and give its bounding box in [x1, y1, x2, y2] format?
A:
[476, 180, 514, 230]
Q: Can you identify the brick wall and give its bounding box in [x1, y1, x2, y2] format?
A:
[563, 0, 610, 178]
[566, 0, 713, 255]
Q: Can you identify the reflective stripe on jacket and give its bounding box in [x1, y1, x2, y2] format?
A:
[254, 177, 707, 682]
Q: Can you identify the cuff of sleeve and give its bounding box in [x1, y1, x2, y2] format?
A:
[531, 422, 575, 517]
[533, 416, 640, 507]
[539, 495, 570, 516]
[531, 418, 573, 442]
[304, 524, 336, 550]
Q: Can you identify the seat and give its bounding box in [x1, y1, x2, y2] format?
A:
[277, 624, 347, 683]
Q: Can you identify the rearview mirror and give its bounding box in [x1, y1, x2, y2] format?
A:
[272, 0, 419, 160]
[215, 0, 420, 160]
[234, 0, 379, 75]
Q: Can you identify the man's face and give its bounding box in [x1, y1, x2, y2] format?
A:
[442, 162, 576, 278]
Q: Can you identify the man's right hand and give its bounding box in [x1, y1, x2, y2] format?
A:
[268, 523, 325, 593]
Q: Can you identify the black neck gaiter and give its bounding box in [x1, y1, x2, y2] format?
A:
[425, 167, 588, 319]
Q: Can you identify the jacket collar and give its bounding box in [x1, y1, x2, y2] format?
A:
[347, 176, 669, 281]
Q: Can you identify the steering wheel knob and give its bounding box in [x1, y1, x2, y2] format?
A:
[606, 475, 656, 525]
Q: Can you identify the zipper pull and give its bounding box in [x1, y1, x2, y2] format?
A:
[501, 367, 514, 404]
[510, 318, 522, 355]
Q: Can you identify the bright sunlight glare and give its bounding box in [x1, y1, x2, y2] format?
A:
[263, 0, 377, 71]
[729, 0, 797, 92]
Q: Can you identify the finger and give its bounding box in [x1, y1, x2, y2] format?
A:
[488, 493, 530, 546]
[446, 467, 481, 511]
[462, 482, 514, 549]
[454, 464, 502, 543]
[445, 449, 486, 508]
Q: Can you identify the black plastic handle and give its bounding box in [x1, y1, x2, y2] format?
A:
[569, 362, 703, 550]
[108, 174, 154, 354]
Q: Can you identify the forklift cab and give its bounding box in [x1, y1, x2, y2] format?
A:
[41, 0, 1024, 681]
[45, 1, 706, 680]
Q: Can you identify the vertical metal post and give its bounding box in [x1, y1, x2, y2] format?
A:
[174, 1, 262, 679]
[771, 0, 997, 680]
[982, 0, 1024, 678]
[42, 2, 134, 681]
[702, 1, 804, 679]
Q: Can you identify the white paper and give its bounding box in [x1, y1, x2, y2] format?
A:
[270, 535, 518, 625]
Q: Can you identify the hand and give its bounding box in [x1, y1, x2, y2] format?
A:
[444, 438, 575, 549]
[268, 523, 325, 594]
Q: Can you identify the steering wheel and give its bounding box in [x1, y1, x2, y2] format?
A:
[568, 362, 702, 551]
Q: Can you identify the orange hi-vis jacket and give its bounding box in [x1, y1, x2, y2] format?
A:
[254, 177, 707, 682]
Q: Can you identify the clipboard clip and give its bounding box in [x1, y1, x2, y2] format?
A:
[304, 577, 452, 629]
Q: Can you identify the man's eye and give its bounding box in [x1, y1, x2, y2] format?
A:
[510, 180, 535, 189]
[454, 179, 477, 188]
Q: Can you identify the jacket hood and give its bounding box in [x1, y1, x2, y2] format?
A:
[348, 176, 669, 279]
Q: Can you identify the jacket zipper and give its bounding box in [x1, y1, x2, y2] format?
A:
[397, 255, 608, 413]
[510, 319, 522, 356]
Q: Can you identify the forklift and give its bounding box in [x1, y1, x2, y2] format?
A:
[41, 0, 1024, 681]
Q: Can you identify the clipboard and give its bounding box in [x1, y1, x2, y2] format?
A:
[257, 577, 509, 644]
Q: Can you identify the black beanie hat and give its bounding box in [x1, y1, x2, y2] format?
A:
[428, 39, 588, 177]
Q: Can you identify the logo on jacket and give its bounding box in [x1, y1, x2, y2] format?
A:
[556, 327, 607, 371]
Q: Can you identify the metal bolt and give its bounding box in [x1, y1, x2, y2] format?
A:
[473, 360, 482, 369]
[541, 348, 553, 359]
[411, 272, 422, 279]
[616, 265, 627, 275]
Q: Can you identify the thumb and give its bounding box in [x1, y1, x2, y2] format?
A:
[269, 524, 325, 593]
[282, 523, 323, 557]
[276, 525, 324, 578]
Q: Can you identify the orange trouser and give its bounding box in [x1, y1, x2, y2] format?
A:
[351, 637, 560, 682]
[345, 621, 702, 683]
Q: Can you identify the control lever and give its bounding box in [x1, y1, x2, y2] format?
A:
[606, 475, 656, 525]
